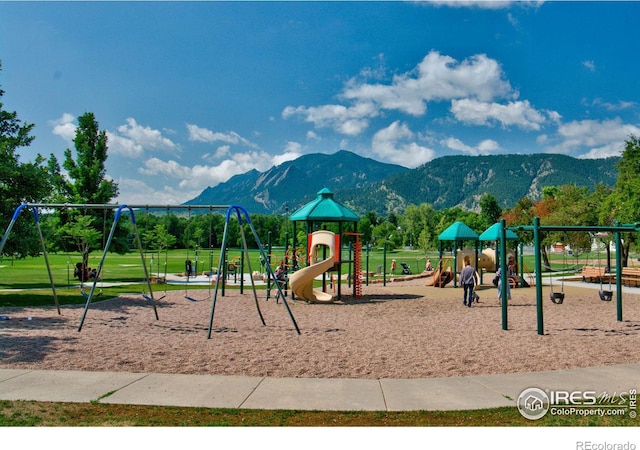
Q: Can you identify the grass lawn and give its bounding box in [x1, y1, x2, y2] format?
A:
[1, 400, 636, 426]
[0, 247, 440, 308]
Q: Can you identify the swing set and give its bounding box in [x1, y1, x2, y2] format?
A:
[594, 233, 614, 302]
[548, 232, 615, 303]
[1, 202, 300, 337]
[0, 203, 159, 330]
[496, 218, 640, 335]
[548, 239, 569, 304]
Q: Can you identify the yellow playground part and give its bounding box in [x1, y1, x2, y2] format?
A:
[456, 247, 516, 272]
[289, 230, 336, 303]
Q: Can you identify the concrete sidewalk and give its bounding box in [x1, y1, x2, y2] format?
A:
[1, 364, 638, 411]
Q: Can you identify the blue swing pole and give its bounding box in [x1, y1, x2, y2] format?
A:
[0, 204, 62, 314]
[0, 203, 29, 256]
[236, 212, 265, 326]
[78, 205, 158, 331]
[207, 205, 300, 339]
[32, 207, 61, 315]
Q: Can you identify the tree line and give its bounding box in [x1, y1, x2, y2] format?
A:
[2, 61, 639, 268]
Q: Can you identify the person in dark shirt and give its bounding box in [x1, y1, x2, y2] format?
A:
[460, 257, 477, 308]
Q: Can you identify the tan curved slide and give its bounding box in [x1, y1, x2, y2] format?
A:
[424, 268, 453, 288]
[289, 230, 336, 303]
[289, 257, 335, 303]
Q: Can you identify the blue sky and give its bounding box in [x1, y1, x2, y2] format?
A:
[2, 1, 639, 205]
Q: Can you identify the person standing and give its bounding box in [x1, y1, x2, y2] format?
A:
[496, 267, 511, 304]
[460, 258, 477, 308]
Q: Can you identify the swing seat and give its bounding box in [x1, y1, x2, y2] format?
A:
[550, 292, 565, 304]
[599, 290, 613, 302]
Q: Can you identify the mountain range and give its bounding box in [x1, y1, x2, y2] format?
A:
[185, 150, 619, 216]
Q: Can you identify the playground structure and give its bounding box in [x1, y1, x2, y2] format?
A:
[428, 266, 454, 288]
[289, 188, 362, 301]
[0, 203, 300, 337]
[455, 247, 518, 273]
[289, 230, 337, 303]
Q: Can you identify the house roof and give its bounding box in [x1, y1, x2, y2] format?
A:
[479, 222, 519, 241]
[290, 188, 360, 223]
[438, 221, 479, 241]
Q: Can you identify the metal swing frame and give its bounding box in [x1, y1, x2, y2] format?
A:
[207, 205, 300, 338]
[0, 203, 159, 330]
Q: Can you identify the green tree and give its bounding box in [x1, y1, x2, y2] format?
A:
[0, 62, 53, 256]
[62, 112, 118, 204]
[60, 215, 102, 279]
[143, 224, 177, 277]
[601, 135, 640, 265]
[53, 112, 127, 263]
[542, 185, 597, 264]
[401, 203, 438, 253]
[479, 193, 502, 226]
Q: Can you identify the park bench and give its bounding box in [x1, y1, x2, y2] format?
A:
[621, 267, 640, 287]
[581, 266, 606, 283]
[151, 275, 166, 284]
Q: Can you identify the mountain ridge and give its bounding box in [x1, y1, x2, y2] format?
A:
[185, 150, 619, 216]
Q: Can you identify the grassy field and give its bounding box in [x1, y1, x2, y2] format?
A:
[0, 246, 441, 306]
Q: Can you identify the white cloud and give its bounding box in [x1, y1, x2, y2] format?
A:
[52, 115, 179, 159]
[284, 141, 302, 154]
[546, 118, 640, 158]
[342, 51, 513, 115]
[106, 132, 145, 158]
[114, 177, 197, 205]
[282, 103, 377, 136]
[137, 146, 303, 195]
[591, 98, 637, 112]
[422, 1, 544, 9]
[50, 113, 77, 141]
[116, 118, 179, 153]
[186, 124, 259, 149]
[582, 60, 596, 72]
[272, 149, 302, 167]
[306, 130, 320, 141]
[441, 136, 500, 155]
[283, 50, 514, 136]
[450, 99, 549, 130]
[371, 121, 436, 167]
[477, 139, 500, 153]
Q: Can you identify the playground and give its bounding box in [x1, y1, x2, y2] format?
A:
[1, 275, 639, 379]
[1, 200, 639, 380]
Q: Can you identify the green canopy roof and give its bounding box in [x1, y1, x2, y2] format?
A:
[479, 222, 519, 241]
[438, 221, 479, 241]
[290, 188, 360, 222]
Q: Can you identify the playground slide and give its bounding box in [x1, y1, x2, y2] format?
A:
[425, 269, 440, 286]
[289, 257, 335, 303]
[425, 268, 453, 288]
[290, 229, 336, 303]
